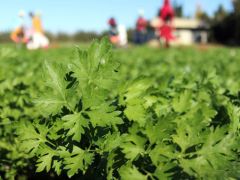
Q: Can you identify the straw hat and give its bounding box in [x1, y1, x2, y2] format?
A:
[138, 9, 145, 16]
[35, 10, 42, 17]
[18, 10, 25, 17]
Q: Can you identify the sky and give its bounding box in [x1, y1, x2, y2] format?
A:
[0, 0, 233, 33]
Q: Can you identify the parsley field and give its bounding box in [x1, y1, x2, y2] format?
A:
[0, 39, 240, 179]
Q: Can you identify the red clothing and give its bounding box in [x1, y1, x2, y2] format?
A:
[160, 0, 174, 22]
[159, 0, 175, 42]
[108, 18, 117, 27]
[160, 24, 174, 41]
[136, 17, 147, 32]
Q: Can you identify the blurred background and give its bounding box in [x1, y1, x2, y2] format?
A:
[0, 0, 239, 46]
[1, 1, 240, 179]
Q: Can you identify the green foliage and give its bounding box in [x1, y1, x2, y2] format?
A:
[212, 0, 240, 44]
[0, 41, 240, 179]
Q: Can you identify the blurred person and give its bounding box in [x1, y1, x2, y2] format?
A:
[27, 11, 49, 50]
[135, 10, 148, 44]
[158, 0, 175, 47]
[10, 10, 28, 44]
[108, 17, 119, 45]
[146, 22, 157, 41]
[150, 16, 162, 37]
[148, 17, 162, 48]
[118, 25, 128, 46]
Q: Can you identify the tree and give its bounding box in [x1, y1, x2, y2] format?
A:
[214, 4, 227, 22]
[173, 0, 183, 17]
[195, 4, 210, 23]
[232, 0, 240, 14]
[211, 0, 240, 45]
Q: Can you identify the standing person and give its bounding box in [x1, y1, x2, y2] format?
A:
[108, 17, 119, 45]
[159, 0, 175, 47]
[10, 10, 27, 45]
[118, 24, 128, 47]
[27, 12, 49, 50]
[135, 10, 148, 44]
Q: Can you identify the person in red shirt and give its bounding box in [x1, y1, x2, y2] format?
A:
[135, 11, 148, 44]
[159, 0, 175, 47]
[108, 18, 117, 30]
[108, 17, 119, 45]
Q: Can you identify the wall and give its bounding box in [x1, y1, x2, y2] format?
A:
[173, 30, 194, 45]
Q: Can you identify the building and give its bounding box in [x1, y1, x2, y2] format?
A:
[172, 18, 209, 46]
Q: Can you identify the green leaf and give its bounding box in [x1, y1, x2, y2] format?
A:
[179, 127, 238, 178]
[124, 78, 152, 101]
[72, 39, 118, 95]
[227, 103, 240, 133]
[100, 132, 122, 152]
[62, 113, 89, 141]
[87, 104, 123, 127]
[143, 95, 158, 108]
[36, 62, 69, 115]
[120, 133, 146, 161]
[106, 151, 116, 180]
[17, 121, 49, 155]
[149, 143, 176, 166]
[124, 100, 146, 127]
[36, 96, 67, 116]
[153, 163, 176, 179]
[53, 160, 62, 176]
[43, 61, 67, 97]
[144, 115, 175, 145]
[172, 102, 217, 152]
[119, 163, 147, 180]
[172, 90, 192, 113]
[36, 152, 54, 173]
[64, 146, 94, 177]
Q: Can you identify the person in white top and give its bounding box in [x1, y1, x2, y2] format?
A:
[118, 25, 128, 46]
[10, 10, 27, 44]
[27, 11, 49, 50]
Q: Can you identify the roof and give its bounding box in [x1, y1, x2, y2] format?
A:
[173, 18, 209, 30]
